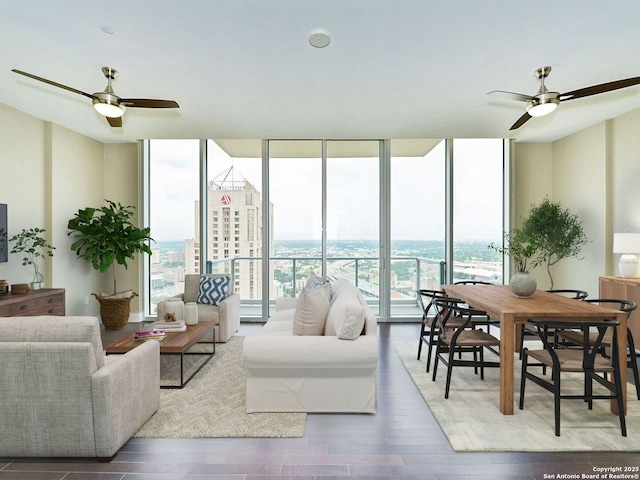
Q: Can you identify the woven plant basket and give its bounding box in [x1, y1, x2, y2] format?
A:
[92, 292, 138, 330]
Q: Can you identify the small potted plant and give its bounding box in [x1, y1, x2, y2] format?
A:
[489, 227, 538, 297]
[10, 227, 55, 290]
[67, 200, 153, 330]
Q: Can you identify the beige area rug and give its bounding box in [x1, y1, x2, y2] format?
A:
[394, 340, 640, 451]
[134, 336, 307, 438]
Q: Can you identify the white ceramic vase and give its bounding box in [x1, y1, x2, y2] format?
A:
[510, 271, 537, 297]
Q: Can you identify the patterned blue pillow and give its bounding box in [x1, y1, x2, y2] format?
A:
[196, 275, 231, 305]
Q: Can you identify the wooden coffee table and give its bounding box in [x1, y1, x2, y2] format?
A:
[105, 321, 216, 389]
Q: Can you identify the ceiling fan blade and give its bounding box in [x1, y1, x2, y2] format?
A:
[12, 69, 95, 100]
[559, 76, 640, 101]
[120, 98, 179, 108]
[510, 112, 532, 130]
[487, 90, 533, 103]
[106, 116, 122, 127]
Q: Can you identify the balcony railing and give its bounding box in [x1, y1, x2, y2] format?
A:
[204, 255, 500, 318]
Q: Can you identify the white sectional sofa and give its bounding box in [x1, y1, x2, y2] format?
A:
[242, 278, 378, 413]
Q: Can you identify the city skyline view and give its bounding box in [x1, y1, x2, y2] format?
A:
[149, 139, 504, 244]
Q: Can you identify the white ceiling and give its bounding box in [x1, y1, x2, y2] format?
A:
[2, 0, 640, 145]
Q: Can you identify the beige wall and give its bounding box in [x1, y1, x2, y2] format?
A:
[515, 110, 640, 296]
[0, 103, 141, 319]
[0, 104, 49, 285]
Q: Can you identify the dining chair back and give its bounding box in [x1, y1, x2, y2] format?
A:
[520, 289, 589, 357]
[417, 289, 446, 371]
[556, 298, 639, 400]
[431, 297, 500, 399]
[519, 317, 626, 436]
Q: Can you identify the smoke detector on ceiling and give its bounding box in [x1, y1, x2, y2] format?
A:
[308, 28, 331, 48]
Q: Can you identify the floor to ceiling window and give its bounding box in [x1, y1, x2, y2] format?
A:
[145, 138, 506, 320]
[147, 139, 199, 315]
[205, 140, 262, 314]
[326, 141, 380, 314]
[452, 139, 504, 284]
[390, 140, 446, 315]
[268, 140, 323, 308]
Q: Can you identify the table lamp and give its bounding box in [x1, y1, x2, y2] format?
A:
[613, 233, 640, 278]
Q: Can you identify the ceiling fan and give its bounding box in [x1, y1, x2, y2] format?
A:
[11, 67, 179, 127]
[488, 66, 640, 131]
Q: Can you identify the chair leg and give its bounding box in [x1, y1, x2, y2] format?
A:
[519, 349, 528, 410]
[610, 356, 628, 437]
[627, 329, 640, 400]
[444, 347, 455, 399]
[417, 335, 423, 360]
[431, 343, 440, 381]
[553, 369, 561, 436]
[426, 331, 437, 373]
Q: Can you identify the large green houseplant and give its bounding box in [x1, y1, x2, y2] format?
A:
[67, 200, 153, 329]
[490, 198, 589, 291]
[518, 198, 589, 289]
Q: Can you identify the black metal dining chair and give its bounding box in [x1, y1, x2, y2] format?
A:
[519, 317, 627, 437]
[453, 280, 500, 336]
[431, 297, 500, 399]
[519, 289, 589, 357]
[555, 299, 639, 400]
[417, 289, 465, 373]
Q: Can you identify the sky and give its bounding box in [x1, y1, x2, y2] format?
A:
[148, 139, 503, 243]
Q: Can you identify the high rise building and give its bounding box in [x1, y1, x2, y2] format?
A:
[185, 167, 273, 300]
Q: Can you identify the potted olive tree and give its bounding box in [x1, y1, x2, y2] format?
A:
[67, 200, 153, 330]
[490, 198, 589, 292]
[518, 198, 589, 289]
[10, 227, 55, 290]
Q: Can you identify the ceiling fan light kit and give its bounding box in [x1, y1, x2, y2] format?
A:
[11, 66, 179, 127]
[92, 95, 125, 118]
[489, 65, 640, 130]
[526, 95, 559, 117]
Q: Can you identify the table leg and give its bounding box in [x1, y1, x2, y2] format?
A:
[500, 313, 515, 415]
[612, 311, 628, 415]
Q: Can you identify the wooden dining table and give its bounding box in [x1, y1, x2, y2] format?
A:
[442, 284, 628, 415]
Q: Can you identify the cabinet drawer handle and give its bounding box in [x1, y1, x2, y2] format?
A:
[48, 309, 55, 314]
[48, 298, 56, 304]
[20, 305, 28, 310]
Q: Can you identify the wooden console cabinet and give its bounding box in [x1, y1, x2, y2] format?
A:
[0, 288, 65, 317]
[599, 276, 640, 348]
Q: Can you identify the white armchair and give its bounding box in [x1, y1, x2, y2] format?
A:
[157, 273, 240, 342]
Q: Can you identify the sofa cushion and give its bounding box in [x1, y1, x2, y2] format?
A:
[293, 282, 330, 336]
[0, 316, 105, 369]
[330, 278, 351, 297]
[197, 275, 231, 305]
[325, 284, 366, 338]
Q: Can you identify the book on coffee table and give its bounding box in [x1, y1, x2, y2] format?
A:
[134, 329, 166, 341]
[154, 321, 187, 332]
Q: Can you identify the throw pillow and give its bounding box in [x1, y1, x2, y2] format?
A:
[196, 275, 231, 305]
[305, 272, 329, 289]
[293, 282, 331, 336]
[338, 303, 366, 340]
[325, 284, 365, 337]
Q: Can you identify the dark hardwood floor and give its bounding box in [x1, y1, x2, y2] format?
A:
[1, 322, 638, 479]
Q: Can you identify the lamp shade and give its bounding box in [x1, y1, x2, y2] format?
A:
[613, 233, 640, 278]
[613, 233, 640, 253]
